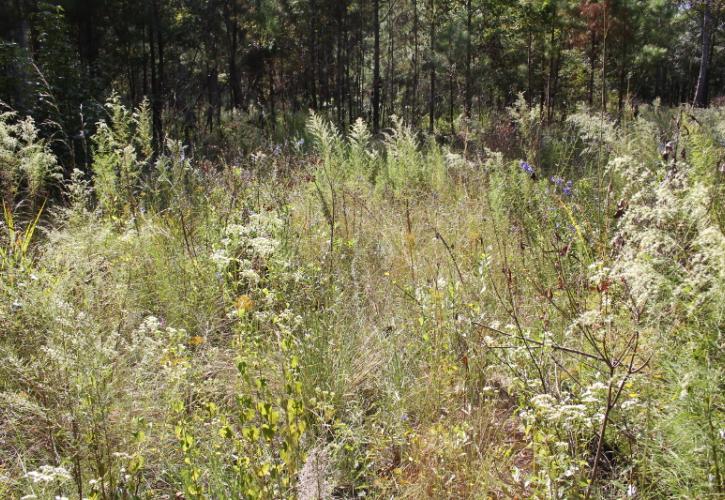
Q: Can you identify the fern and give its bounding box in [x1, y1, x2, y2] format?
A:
[92, 95, 153, 217]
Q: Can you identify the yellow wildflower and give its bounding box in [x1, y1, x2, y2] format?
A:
[236, 294, 254, 313]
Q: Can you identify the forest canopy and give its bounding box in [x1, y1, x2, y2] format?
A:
[0, 0, 721, 157]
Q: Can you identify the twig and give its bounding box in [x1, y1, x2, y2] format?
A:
[473, 321, 606, 363]
[433, 227, 465, 285]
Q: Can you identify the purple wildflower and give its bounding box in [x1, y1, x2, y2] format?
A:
[520, 161, 535, 175]
[563, 180, 574, 197]
[550, 175, 574, 197]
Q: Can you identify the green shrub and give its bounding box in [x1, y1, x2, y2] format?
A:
[0, 111, 61, 206]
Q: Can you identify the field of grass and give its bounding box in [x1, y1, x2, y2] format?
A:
[1, 100, 723, 498]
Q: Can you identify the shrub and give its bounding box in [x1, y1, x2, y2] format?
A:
[0, 111, 61, 207]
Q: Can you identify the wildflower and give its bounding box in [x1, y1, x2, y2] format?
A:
[189, 336, 206, 346]
[210, 249, 231, 268]
[520, 160, 535, 175]
[621, 399, 640, 411]
[138, 316, 162, 334]
[563, 463, 579, 476]
[25, 465, 71, 483]
[251, 151, 267, 162]
[250, 236, 279, 258]
[550, 176, 573, 196]
[235, 294, 254, 313]
[240, 268, 261, 284]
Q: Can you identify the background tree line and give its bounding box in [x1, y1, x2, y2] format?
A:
[1, 0, 723, 162]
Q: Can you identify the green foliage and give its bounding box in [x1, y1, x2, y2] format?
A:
[0, 201, 43, 275]
[1, 104, 724, 499]
[91, 95, 153, 217]
[307, 112, 454, 198]
[0, 111, 60, 205]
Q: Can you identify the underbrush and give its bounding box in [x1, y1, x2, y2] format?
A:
[0, 100, 722, 498]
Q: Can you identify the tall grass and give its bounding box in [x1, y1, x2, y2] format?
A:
[0, 99, 722, 499]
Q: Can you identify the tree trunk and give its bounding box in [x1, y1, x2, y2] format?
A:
[154, 0, 165, 103]
[588, 31, 596, 107]
[347, 26, 353, 121]
[388, 0, 395, 120]
[358, 0, 366, 117]
[336, 0, 345, 126]
[449, 64, 454, 135]
[9, 0, 30, 112]
[372, 0, 381, 132]
[617, 58, 626, 114]
[148, 5, 162, 150]
[269, 57, 276, 130]
[310, 0, 319, 109]
[545, 24, 554, 121]
[548, 32, 562, 123]
[224, 0, 243, 109]
[428, 0, 436, 134]
[464, 0, 473, 118]
[142, 21, 148, 98]
[600, 2, 607, 111]
[411, 0, 419, 124]
[694, 0, 712, 107]
[527, 28, 533, 106]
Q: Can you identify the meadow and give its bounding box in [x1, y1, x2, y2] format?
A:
[1, 98, 724, 498]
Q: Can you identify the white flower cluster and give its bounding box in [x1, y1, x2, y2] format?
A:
[40, 299, 122, 370]
[444, 151, 468, 170]
[581, 381, 609, 404]
[526, 394, 598, 431]
[123, 319, 163, 368]
[211, 211, 284, 273]
[24, 465, 71, 484]
[210, 248, 231, 267]
[606, 158, 725, 318]
[566, 106, 617, 153]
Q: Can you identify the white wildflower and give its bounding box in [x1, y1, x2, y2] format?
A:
[25, 465, 71, 484]
[210, 249, 231, 267]
[250, 236, 279, 258]
[240, 269, 261, 284]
